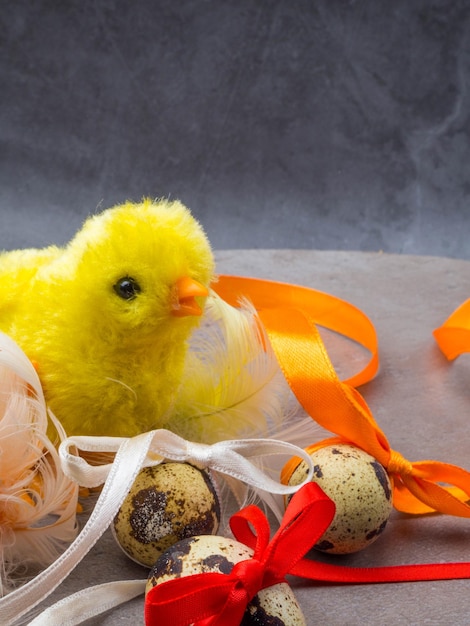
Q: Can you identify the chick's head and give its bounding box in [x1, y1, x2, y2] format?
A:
[52, 199, 214, 345]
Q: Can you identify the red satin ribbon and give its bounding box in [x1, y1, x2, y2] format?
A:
[145, 483, 470, 625]
[145, 482, 335, 626]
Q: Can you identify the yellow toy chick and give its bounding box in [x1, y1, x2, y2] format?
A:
[0, 199, 214, 437]
[0, 198, 311, 445]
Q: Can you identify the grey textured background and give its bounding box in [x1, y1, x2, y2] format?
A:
[2, 0, 470, 256]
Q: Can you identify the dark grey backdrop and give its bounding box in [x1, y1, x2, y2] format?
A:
[2, 1, 470, 257]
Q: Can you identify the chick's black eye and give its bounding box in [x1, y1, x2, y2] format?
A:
[113, 276, 141, 300]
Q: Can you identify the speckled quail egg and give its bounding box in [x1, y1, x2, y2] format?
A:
[287, 443, 393, 554]
[113, 462, 220, 567]
[146, 534, 306, 625]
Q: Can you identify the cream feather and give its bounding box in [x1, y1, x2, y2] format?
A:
[0, 333, 78, 595]
[170, 289, 319, 445]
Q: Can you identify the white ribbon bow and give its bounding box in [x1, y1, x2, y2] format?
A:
[0, 429, 313, 625]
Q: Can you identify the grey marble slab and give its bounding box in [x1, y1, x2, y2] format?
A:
[22, 249, 470, 625]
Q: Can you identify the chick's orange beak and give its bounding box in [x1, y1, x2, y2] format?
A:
[171, 276, 208, 317]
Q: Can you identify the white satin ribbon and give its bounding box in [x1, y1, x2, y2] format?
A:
[1, 429, 313, 625]
[28, 580, 146, 626]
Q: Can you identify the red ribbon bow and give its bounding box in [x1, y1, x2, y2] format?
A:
[145, 480, 470, 625]
[144, 482, 335, 626]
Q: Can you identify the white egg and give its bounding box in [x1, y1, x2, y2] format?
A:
[287, 443, 393, 553]
[113, 462, 220, 567]
[147, 534, 306, 625]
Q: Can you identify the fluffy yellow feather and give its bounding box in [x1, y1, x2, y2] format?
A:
[0, 199, 214, 437]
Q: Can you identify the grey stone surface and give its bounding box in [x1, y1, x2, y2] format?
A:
[2, 1, 470, 257]
[27, 249, 470, 625]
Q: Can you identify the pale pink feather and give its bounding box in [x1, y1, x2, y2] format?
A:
[0, 333, 79, 595]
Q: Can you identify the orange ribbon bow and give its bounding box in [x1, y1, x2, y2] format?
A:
[214, 276, 470, 517]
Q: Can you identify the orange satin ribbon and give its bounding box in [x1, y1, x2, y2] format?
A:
[433, 298, 470, 360]
[213, 275, 379, 388]
[213, 275, 470, 517]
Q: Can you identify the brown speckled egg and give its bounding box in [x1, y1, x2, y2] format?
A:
[113, 462, 220, 567]
[147, 534, 306, 625]
[287, 443, 392, 554]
